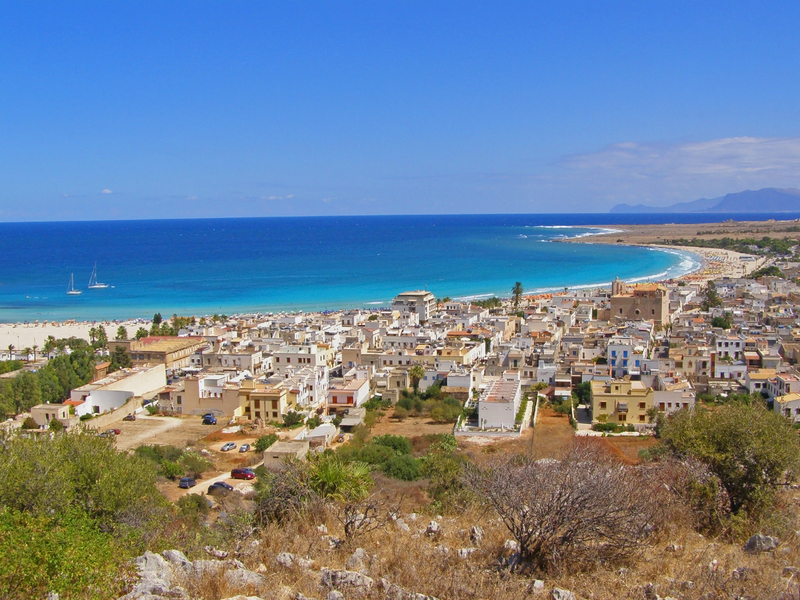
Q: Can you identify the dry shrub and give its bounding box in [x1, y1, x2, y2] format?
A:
[464, 439, 672, 573]
[643, 455, 731, 536]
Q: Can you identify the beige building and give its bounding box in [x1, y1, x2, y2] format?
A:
[31, 403, 71, 429]
[238, 380, 295, 422]
[392, 290, 437, 323]
[591, 379, 654, 425]
[263, 440, 310, 470]
[610, 282, 670, 327]
[109, 336, 207, 370]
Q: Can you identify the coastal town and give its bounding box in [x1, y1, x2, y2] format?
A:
[5, 235, 800, 599]
[1, 236, 796, 449]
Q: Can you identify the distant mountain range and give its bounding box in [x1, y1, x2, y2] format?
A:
[609, 188, 800, 214]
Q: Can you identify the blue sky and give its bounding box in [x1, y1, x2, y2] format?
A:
[2, 1, 799, 220]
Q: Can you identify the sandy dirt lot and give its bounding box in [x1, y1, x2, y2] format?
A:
[599, 435, 657, 465]
[368, 409, 458, 437]
[113, 415, 221, 451]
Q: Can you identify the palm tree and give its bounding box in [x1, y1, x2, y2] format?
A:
[409, 364, 425, 392]
[7, 344, 14, 360]
[22, 348, 32, 362]
[511, 281, 524, 310]
[32, 344, 38, 362]
[116, 326, 128, 340]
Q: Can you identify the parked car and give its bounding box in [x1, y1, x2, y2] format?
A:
[122, 413, 136, 421]
[101, 428, 121, 436]
[202, 416, 217, 425]
[239, 444, 250, 453]
[221, 442, 237, 452]
[208, 481, 234, 495]
[178, 477, 196, 489]
[231, 468, 255, 480]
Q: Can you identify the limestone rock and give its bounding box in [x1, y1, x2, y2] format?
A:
[395, 519, 410, 532]
[532, 580, 544, 591]
[345, 548, 369, 572]
[204, 545, 230, 559]
[320, 568, 374, 590]
[551, 589, 576, 600]
[457, 548, 477, 559]
[425, 521, 441, 536]
[503, 539, 519, 552]
[744, 534, 779, 553]
[276, 553, 296, 568]
[119, 551, 175, 600]
[224, 569, 269, 591]
[380, 578, 440, 600]
[326, 592, 345, 600]
[469, 526, 484, 545]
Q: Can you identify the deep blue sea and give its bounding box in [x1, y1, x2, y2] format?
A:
[1, 213, 798, 322]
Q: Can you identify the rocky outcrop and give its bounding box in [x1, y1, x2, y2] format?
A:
[744, 534, 779, 553]
[119, 550, 266, 599]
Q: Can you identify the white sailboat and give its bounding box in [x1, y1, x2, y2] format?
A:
[87, 263, 109, 289]
[67, 273, 82, 295]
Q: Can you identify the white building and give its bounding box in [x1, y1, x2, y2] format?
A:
[477, 378, 521, 429]
[392, 290, 437, 323]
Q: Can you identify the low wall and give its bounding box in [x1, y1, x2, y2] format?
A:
[80, 396, 144, 430]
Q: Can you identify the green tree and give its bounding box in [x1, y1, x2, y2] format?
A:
[109, 346, 132, 372]
[254, 433, 279, 452]
[511, 281, 524, 310]
[701, 281, 723, 310]
[282, 411, 304, 427]
[409, 364, 425, 392]
[659, 404, 800, 515]
[115, 326, 128, 340]
[135, 327, 148, 340]
[152, 313, 162, 326]
[711, 314, 732, 330]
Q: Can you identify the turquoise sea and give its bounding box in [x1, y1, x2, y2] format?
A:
[0, 213, 793, 322]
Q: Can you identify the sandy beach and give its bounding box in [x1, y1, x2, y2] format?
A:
[565, 218, 794, 283]
[0, 319, 151, 351]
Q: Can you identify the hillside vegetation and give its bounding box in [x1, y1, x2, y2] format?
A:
[1, 403, 799, 599]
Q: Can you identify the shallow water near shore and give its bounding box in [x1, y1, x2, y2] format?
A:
[0, 212, 796, 322]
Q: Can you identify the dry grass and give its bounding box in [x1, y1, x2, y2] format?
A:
[173, 491, 800, 600]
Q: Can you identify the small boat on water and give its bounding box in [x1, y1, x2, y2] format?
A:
[67, 273, 82, 295]
[88, 263, 109, 289]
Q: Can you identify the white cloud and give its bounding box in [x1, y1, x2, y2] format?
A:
[558, 136, 800, 207]
[186, 195, 198, 200]
[101, 189, 113, 194]
[259, 194, 296, 201]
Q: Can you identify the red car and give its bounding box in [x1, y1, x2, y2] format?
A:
[231, 468, 255, 480]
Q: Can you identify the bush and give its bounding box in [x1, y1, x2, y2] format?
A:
[160, 460, 183, 480]
[178, 452, 212, 479]
[254, 433, 279, 452]
[0, 507, 130, 599]
[383, 454, 421, 481]
[282, 411, 304, 427]
[464, 442, 668, 572]
[592, 422, 617, 432]
[372, 434, 412, 455]
[176, 493, 211, 521]
[659, 403, 800, 516]
[21, 416, 39, 429]
[393, 406, 409, 420]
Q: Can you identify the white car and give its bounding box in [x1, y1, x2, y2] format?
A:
[220, 442, 237, 452]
